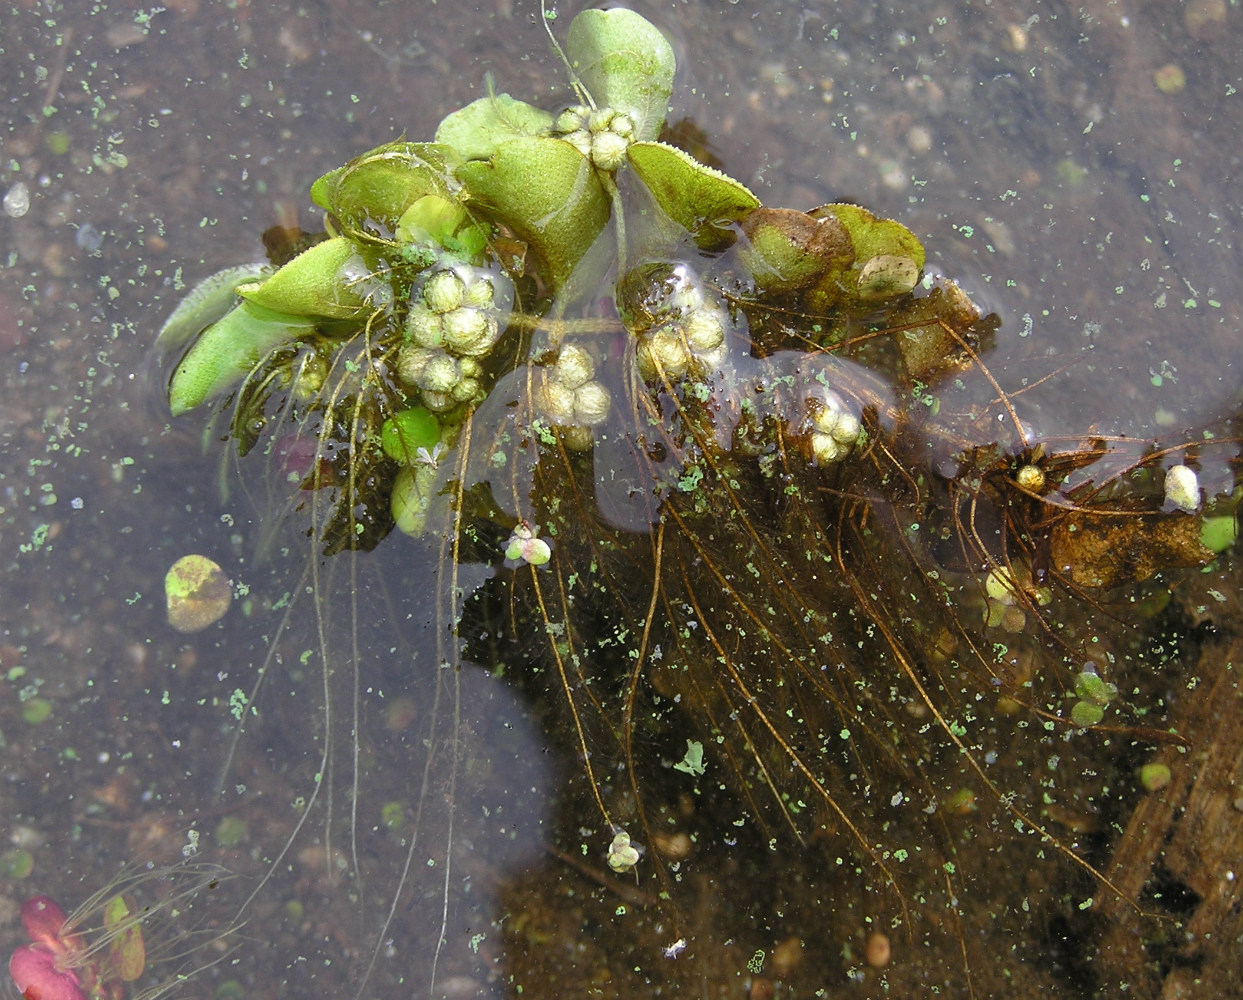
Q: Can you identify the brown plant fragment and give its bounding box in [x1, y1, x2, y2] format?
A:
[1049, 511, 1211, 589]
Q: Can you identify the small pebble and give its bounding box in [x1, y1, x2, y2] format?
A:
[906, 125, 933, 154]
[748, 977, 775, 1000]
[3, 182, 30, 219]
[770, 936, 804, 977]
[1003, 24, 1028, 52]
[877, 159, 907, 191]
[1154, 64, 1186, 95]
[864, 931, 891, 969]
[1184, 0, 1227, 37]
[1139, 762, 1171, 792]
[1163, 464, 1200, 513]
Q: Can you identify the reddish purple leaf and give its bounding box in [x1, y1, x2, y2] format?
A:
[8, 943, 88, 1000]
[19, 898, 69, 952]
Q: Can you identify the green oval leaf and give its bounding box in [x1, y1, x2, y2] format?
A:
[457, 137, 609, 291]
[391, 466, 436, 536]
[435, 94, 554, 163]
[1071, 700, 1105, 727]
[310, 142, 458, 240]
[155, 263, 269, 354]
[103, 895, 146, 982]
[567, 8, 675, 141]
[1200, 512, 1239, 554]
[627, 141, 759, 250]
[381, 407, 440, 464]
[1074, 669, 1117, 707]
[168, 300, 317, 416]
[236, 237, 385, 319]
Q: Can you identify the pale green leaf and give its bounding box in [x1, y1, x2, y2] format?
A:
[391, 466, 436, 536]
[236, 237, 385, 319]
[627, 141, 759, 249]
[168, 301, 318, 416]
[156, 263, 269, 353]
[435, 94, 555, 162]
[310, 141, 458, 239]
[567, 8, 675, 141]
[457, 137, 609, 291]
[102, 896, 146, 982]
[395, 194, 490, 259]
[805, 204, 926, 311]
[673, 739, 706, 776]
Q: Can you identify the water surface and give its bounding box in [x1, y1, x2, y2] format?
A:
[1, 1, 1239, 997]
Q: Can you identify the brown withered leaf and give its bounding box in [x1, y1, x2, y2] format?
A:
[1050, 511, 1211, 589]
[888, 276, 999, 383]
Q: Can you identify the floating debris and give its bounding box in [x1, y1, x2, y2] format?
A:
[164, 554, 232, 633]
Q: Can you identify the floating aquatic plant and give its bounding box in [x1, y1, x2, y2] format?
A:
[151, 6, 1240, 995]
[6, 865, 232, 1000]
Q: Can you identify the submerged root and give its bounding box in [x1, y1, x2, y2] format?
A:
[192, 279, 1240, 996]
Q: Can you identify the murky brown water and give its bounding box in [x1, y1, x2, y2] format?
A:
[1, 1, 1239, 998]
